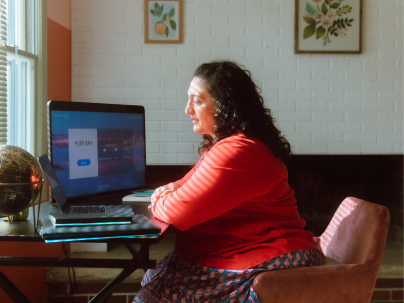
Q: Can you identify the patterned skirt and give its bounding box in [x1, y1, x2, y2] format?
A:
[133, 249, 325, 303]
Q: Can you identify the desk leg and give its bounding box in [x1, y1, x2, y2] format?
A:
[124, 243, 151, 261]
[88, 266, 138, 303]
[140, 243, 150, 261]
[99, 291, 113, 303]
[89, 243, 154, 303]
[0, 271, 31, 303]
[140, 244, 151, 272]
[124, 243, 151, 272]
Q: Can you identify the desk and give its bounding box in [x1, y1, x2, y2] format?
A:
[0, 202, 170, 303]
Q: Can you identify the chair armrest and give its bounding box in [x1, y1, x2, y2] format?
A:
[252, 264, 378, 303]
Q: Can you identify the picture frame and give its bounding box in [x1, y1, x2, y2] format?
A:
[294, 0, 362, 54]
[144, 0, 183, 44]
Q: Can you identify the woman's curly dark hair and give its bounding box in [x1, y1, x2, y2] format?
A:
[194, 60, 292, 163]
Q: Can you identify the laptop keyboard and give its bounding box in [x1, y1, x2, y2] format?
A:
[72, 205, 106, 214]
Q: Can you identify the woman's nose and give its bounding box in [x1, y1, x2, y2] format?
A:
[185, 101, 194, 115]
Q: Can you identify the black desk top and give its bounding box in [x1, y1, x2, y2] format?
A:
[0, 202, 170, 244]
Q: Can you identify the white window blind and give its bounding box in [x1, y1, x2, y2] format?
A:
[5, 0, 38, 153]
[0, 0, 45, 156]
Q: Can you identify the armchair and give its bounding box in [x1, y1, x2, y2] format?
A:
[252, 197, 390, 303]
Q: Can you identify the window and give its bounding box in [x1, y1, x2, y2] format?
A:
[0, 0, 46, 156]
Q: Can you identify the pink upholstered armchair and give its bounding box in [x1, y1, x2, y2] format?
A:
[252, 197, 390, 303]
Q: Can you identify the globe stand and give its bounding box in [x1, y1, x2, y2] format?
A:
[0, 180, 44, 230]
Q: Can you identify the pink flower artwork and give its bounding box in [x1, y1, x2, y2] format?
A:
[301, 0, 355, 47]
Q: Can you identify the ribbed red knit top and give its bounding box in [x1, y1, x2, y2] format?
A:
[152, 134, 317, 270]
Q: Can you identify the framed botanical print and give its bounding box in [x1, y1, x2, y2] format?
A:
[144, 0, 183, 44]
[295, 0, 362, 54]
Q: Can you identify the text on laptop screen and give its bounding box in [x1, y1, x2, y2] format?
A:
[49, 102, 146, 198]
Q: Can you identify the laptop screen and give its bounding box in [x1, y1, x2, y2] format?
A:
[48, 101, 146, 199]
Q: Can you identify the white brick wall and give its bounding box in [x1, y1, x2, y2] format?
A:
[72, 0, 403, 164]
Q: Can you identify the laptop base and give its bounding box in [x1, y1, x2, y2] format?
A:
[49, 213, 133, 227]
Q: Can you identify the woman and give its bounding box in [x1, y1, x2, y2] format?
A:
[134, 60, 325, 303]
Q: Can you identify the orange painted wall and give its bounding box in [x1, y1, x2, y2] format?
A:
[48, 0, 71, 102]
[0, 1, 72, 302]
[48, 17, 71, 101]
[0, 242, 67, 303]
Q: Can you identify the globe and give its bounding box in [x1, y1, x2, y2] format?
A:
[0, 145, 43, 216]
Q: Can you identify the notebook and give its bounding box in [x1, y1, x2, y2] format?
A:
[38, 154, 134, 226]
[122, 190, 154, 204]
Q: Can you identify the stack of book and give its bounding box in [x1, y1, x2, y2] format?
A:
[37, 211, 161, 243]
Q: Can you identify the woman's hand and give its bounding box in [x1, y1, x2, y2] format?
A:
[149, 183, 180, 212]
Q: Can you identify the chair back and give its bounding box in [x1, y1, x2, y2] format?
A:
[253, 197, 390, 303]
[317, 197, 390, 268]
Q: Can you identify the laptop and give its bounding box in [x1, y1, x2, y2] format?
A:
[43, 100, 149, 225]
[38, 154, 134, 226]
[36, 157, 161, 239]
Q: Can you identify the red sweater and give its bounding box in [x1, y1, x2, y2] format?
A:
[152, 134, 317, 269]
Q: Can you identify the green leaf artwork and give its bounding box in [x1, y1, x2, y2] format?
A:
[151, 2, 164, 17]
[302, 0, 355, 47]
[151, 2, 177, 37]
[303, 24, 316, 39]
[305, 2, 317, 15]
[321, 3, 328, 15]
[336, 5, 352, 16]
[304, 16, 316, 24]
[170, 19, 177, 30]
[316, 26, 326, 39]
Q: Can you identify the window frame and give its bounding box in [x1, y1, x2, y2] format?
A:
[34, 0, 47, 160]
[4, 0, 47, 200]
[8, 0, 47, 157]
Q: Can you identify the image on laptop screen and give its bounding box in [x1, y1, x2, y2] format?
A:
[48, 101, 146, 199]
